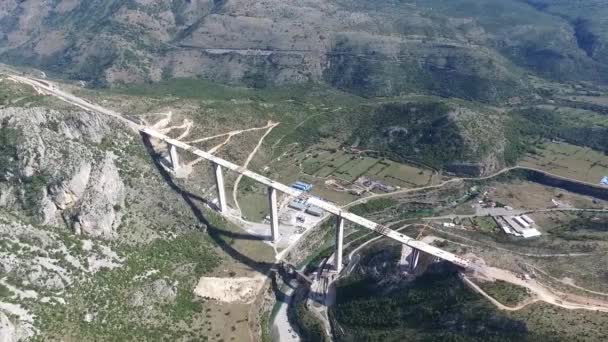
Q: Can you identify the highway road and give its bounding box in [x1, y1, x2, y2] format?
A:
[9, 73, 471, 267]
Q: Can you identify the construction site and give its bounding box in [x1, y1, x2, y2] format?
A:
[4, 72, 608, 342]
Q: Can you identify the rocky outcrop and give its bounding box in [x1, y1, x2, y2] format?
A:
[150, 279, 177, 301]
[127, 278, 177, 308]
[51, 162, 92, 210]
[0, 107, 127, 239]
[0, 312, 16, 342]
[75, 153, 125, 239]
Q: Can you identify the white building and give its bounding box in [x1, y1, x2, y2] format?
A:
[503, 215, 542, 238]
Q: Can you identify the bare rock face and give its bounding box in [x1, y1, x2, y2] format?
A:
[127, 279, 177, 308]
[76, 153, 125, 239]
[39, 192, 58, 225]
[50, 162, 92, 210]
[22, 264, 67, 291]
[0, 107, 128, 239]
[150, 279, 177, 301]
[0, 312, 16, 342]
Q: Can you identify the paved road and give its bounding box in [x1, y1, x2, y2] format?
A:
[424, 207, 608, 221]
[343, 165, 608, 209]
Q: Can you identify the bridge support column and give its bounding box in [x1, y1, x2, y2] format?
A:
[168, 143, 179, 171]
[335, 215, 344, 272]
[410, 249, 421, 273]
[268, 187, 279, 243]
[212, 162, 227, 213]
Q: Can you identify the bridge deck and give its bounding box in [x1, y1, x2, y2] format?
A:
[141, 127, 470, 268]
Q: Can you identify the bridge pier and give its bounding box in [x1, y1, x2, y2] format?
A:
[268, 186, 279, 243]
[335, 215, 344, 272]
[212, 162, 227, 213]
[410, 249, 421, 273]
[168, 143, 180, 171]
[138, 127, 471, 270]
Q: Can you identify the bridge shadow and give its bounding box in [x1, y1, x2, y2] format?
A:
[141, 133, 274, 274]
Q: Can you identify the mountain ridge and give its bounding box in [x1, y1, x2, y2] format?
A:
[2, 0, 608, 103]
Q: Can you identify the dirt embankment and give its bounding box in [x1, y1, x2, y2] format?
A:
[467, 263, 608, 313]
[194, 276, 267, 303]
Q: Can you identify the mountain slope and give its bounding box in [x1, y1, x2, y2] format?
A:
[2, 0, 607, 102]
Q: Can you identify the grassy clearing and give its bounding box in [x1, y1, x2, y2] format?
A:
[109, 78, 363, 107]
[488, 179, 604, 210]
[301, 150, 334, 175]
[520, 142, 608, 184]
[478, 280, 530, 306]
[471, 216, 499, 234]
[238, 191, 269, 222]
[350, 198, 398, 216]
[540, 211, 608, 241]
[0, 283, 13, 298]
[565, 95, 608, 106]
[375, 161, 434, 188]
[366, 160, 390, 175]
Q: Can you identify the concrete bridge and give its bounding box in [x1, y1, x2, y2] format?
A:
[6, 74, 470, 272]
[141, 128, 470, 271]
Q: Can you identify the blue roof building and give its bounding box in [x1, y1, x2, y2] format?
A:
[291, 181, 313, 192]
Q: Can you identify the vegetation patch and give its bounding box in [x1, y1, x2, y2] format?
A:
[478, 280, 531, 306]
[349, 102, 469, 168]
[331, 264, 529, 341]
[548, 212, 608, 241]
[0, 122, 19, 177]
[506, 107, 608, 159]
[471, 217, 499, 234]
[350, 198, 398, 216]
[34, 231, 220, 341]
[293, 301, 330, 342]
[0, 283, 13, 298]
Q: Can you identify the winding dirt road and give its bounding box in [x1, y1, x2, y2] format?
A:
[468, 265, 608, 313]
[232, 122, 279, 215]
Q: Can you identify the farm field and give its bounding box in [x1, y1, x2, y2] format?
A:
[314, 152, 352, 178]
[298, 147, 435, 188]
[333, 157, 378, 182]
[261, 144, 439, 210]
[520, 142, 608, 184]
[373, 161, 435, 188]
[487, 180, 606, 210]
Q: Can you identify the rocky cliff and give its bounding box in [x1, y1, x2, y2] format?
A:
[0, 107, 126, 239]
